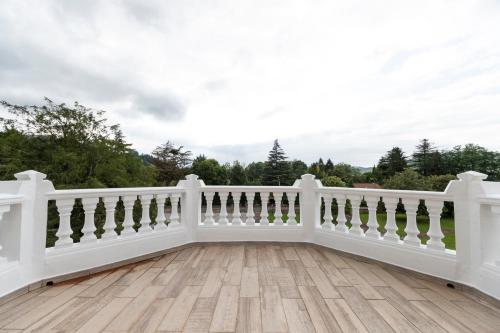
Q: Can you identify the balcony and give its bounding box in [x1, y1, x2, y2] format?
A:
[1, 170, 500, 332]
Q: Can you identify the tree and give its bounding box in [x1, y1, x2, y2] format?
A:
[329, 163, 361, 186]
[290, 159, 308, 182]
[0, 98, 156, 188]
[325, 158, 334, 173]
[262, 139, 291, 185]
[151, 141, 192, 186]
[441, 144, 500, 180]
[411, 139, 442, 176]
[192, 158, 229, 185]
[377, 147, 407, 179]
[321, 175, 346, 187]
[245, 162, 265, 185]
[230, 161, 247, 185]
[383, 169, 428, 191]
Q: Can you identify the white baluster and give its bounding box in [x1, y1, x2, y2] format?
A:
[155, 194, 168, 230]
[347, 195, 363, 236]
[383, 197, 399, 242]
[246, 192, 255, 225]
[170, 194, 181, 226]
[260, 192, 270, 225]
[426, 200, 445, 250]
[55, 199, 74, 247]
[403, 198, 421, 246]
[274, 192, 284, 225]
[80, 197, 98, 243]
[286, 192, 297, 225]
[322, 194, 333, 230]
[218, 192, 229, 225]
[203, 192, 215, 225]
[335, 194, 347, 232]
[121, 195, 137, 236]
[365, 196, 381, 239]
[231, 192, 242, 225]
[102, 196, 119, 239]
[138, 194, 154, 234]
[0, 205, 11, 259]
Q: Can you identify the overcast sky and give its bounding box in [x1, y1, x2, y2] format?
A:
[1, 0, 500, 166]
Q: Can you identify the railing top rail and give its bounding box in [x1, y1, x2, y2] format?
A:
[201, 185, 301, 192]
[317, 186, 453, 201]
[0, 193, 23, 205]
[46, 187, 183, 200]
[479, 195, 500, 205]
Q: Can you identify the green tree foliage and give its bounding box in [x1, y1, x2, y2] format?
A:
[245, 162, 265, 185]
[262, 139, 291, 185]
[230, 161, 247, 185]
[192, 158, 229, 185]
[321, 175, 346, 187]
[0, 98, 156, 188]
[383, 169, 429, 191]
[151, 141, 192, 186]
[290, 159, 308, 182]
[329, 163, 361, 186]
[377, 147, 407, 179]
[441, 144, 500, 180]
[411, 139, 443, 176]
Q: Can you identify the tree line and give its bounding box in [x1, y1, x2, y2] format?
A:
[1, 99, 499, 193]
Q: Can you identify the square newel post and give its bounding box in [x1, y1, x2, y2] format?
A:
[177, 174, 205, 242]
[446, 171, 487, 285]
[14, 170, 55, 280]
[296, 174, 322, 242]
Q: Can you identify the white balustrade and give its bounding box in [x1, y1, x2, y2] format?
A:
[335, 194, 347, 232]
[426, 200, 445, 250]
[348, 195, 363, 236]
[170, 194, 181, 225]
[246, 192, 255, 225]
[322, 194, 333, 230]
[260, 192, 270, 225]
[155, 194, 168, 230]
[203, 192, 215, 225]
[382, 197, 399, 242]
[365, 196, 381, 239]
[121, 195, 137, 236]
[403, 198, 421, 246]
[273, 192, 284, 225]
[138, 194, 154, 234]
[102, 196, 119, 239]
[218, 192, 229, 225]
[231, 192, 243, 225]
[55, 199, 74, 247]
[287, 191, 297, 225]
[80, 197, 98, 243]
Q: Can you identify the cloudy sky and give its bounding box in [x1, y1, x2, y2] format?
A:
[1, 0, 500, 166]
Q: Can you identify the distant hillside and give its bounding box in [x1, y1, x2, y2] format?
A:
[354, 166, 372, 174]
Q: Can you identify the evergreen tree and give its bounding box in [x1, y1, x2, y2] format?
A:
[377, 147, 407, 179]
[230, 161, 247, 185]
[412, 139, 437, 176]
[325, 158, 334, 173]
[262, 139, 290, 185]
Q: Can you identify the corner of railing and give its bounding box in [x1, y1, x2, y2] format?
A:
[176, 174, 205, 242]
[13, 170, 55, 280]
[295, 174, 323, 242]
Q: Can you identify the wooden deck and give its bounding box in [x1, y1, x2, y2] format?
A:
[1, 244, 499, 332]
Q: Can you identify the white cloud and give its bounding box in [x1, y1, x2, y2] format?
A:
[1, 0, 500, 166]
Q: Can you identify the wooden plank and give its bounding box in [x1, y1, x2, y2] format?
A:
[287, 260, 315, 286]
[106, 285, 163, 331]
[339, 269, 386, 300]
[127, 298, 175, 332]
[376, 286, 447, 333]
[325, 299, 368, 333]
[237, 297, 262, 333]
[260, 286, 288, 333]
[282, 298, 316, 333]
[158, 265, 192, 298]
[306, 267, 340, 298]
[119, 267, 162, 297]
[282, 246, 299, 260]
[241, 266, 259, 297]
[5, 284, 88, 329]
[454, 299, 500, 327]
[369, 299, 420, 332]
[200, 267, 225, 298]
[184, 297, 218, 332]
[209, 285, 239, 332]
[244, 244, 258, 267]
[280, 285, 301, 299]
[371, 267, 424, 300]
[320, 248, 351, 268]
[151, 252, 178, 268]
[78, 267, 129, 297]
[152, 261, 183, 285]
[297, 286, 342, 333]
[158, 285, 202, 331]
[418, 289, 495, 333]
[319, 262, 351, 286]
[295, 246, 318, 268]
[223, 258, 243, 285]
[76, 297, 132, 333]
[410, 300, 473, 333]
[346, 259, 387, 286]
[337, 286, 394, 333]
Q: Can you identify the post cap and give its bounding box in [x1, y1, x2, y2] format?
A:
[457, 171, 488, 182]
[14, 170, 47, 181]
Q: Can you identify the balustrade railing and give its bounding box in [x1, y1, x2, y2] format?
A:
[1, 170, 500, 301]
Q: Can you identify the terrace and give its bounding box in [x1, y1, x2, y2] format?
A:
[1, 170, 500, 332]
